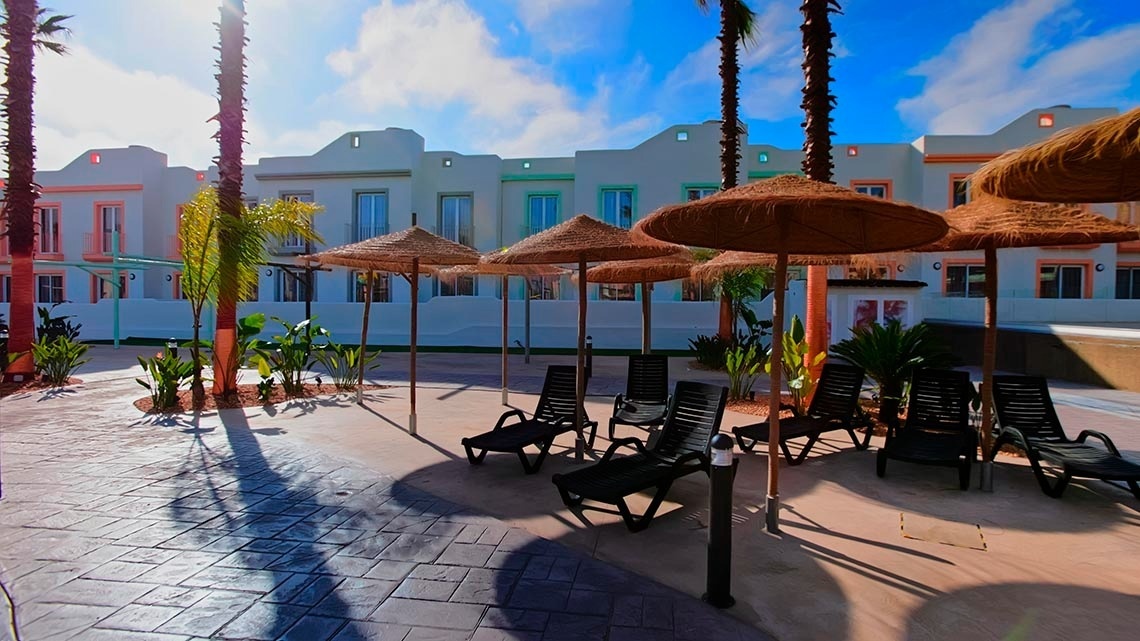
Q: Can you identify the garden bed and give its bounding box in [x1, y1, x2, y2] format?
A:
[0, 377, 83, 398]
[134, 382, 392, 414]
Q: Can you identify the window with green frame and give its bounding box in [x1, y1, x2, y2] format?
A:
[685, 186, 717, 202]
[527, 194, 559, 236]
[600, 188, 633, 228]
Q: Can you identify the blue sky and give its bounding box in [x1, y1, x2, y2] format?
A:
[31, 0, 1140, 170]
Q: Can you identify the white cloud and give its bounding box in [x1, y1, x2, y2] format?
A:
[326, 0, 653, 156]
[511, 0, 631, 55]
[662, 0, 804, 122]
[897, 0, 1140, 133]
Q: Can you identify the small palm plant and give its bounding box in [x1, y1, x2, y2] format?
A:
[831, 320, 958, 426]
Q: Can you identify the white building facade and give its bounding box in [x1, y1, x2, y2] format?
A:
[1, 106, 1138, 350]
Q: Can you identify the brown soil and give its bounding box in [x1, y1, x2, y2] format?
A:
[0, 377, 83, 398]
[134, 382, 392, 414]
[726, 393, 799, 421]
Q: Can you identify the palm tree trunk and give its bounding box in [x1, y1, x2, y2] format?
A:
[3, 0, 40, 381]
[719, 0, 741, 191]
[211, 0, 247, 396]
[800, 0, 841, 381]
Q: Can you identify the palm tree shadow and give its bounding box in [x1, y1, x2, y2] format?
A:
[162, 407, 371, 638]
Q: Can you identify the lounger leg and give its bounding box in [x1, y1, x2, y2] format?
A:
[876, 449, 888, 478]
[586, 421, 599, 451]
[958, 459, 971, 491]
[517, 438, 555, 475]
[848, 426, 872, 451]
[1126, 480, 1140, 501]
[1025, 454, 1070, 498]
[608, 419, 617, 442]
[463, 442, 488, 466]
[790, 434, 821, 466]
[734, 431, 758, 453]
[615, 480, 674, 533]
[555, 483, 584, 508]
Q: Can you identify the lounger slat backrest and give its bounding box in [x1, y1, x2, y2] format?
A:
[652, 381, 728, 463]
[534, 366, 581, 423]
[905, 369, 971, 433]
[625, 355, 670, 403]
[991, 375, 1068, 443]
[807, 363, 865, 422]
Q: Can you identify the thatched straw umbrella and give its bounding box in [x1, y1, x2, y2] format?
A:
[582, 251, 695, 354]
[306, 226, 480, 435]
[915, 197, 1139, 473]
[972, 107, 1140, 203]
[634, 174, 947, 533]
[438, 260, 566, 406]
[486, 214, 684, 461]
[690, 250, 879, 281]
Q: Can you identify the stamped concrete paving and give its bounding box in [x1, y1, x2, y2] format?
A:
[0, 397, 768, 641]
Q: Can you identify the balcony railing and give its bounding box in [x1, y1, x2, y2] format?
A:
[345, 223, 389, 243]
[84, 231, 126, 255]
[433, 224, 473, 247]
[270, 234, 309, 255]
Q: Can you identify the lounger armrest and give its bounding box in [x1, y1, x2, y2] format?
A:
[998, 425, 1034, 453]
[601, 437, 648, 462]
[671, 450, 709, 472]
[1076, 430, 1123, 456]
[613, 394, 626, 414]
[493, 409, 527, 431]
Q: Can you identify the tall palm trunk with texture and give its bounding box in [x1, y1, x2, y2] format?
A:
[801, 0, 841, 379]
[2, 0, 39, 381]
[211, 0, 247, 396]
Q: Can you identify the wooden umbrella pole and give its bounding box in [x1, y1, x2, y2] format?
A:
[409, 259, 419, 436]
[575, 258, 588, 462]
[356, 270, 374, 404]
[501, 275, 509, 406]
[981, 246, 998, 460]
[766, 250, 788, 534]
[641, 281, 651, 355]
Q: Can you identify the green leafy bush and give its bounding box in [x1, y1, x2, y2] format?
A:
[689, 334, 732, 370]
[831, 320, 958, 426]
[313, 341, 381, 391]
[136, 347, 194, 410]
[250, 317, 329, 398]
[32, 336, 89, 386]
[255, 357, 276, 403]
[766, 315, 826, 415]
[37, 303, 81, 341]
[725, 343, 765, 401]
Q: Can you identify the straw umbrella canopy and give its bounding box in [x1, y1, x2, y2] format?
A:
[583, 251, 696, 354]
[306, 226, 480, 434]
[439, 259, 566, 406]
[633, 174, 948, 533]
[486, 214, 685, 460]
[972, 107, 1140, 203]
[690, 250, 878, 281]
[914, 197, 1139, 460]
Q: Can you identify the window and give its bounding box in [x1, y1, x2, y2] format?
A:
[1116, 266, 1140, 299]
[355, 192, 388, 241]
[90, 273, 126, 301]
[681, 278, 716, 302]
[438, 195, 475, 296]
[442, 158, 453, 167]
[1039, 264, 1085, 299]
[0, 274, 10, 302]
[599, 283, 635, 301]
[1038, 113, 1054, 128]
[676, 131, 689, 141]
[275, 268, 312, 302]
[172, 274, 188, 300]
[37, 206, 61, 254]
[527, 275, 560, 300]
[438, 273, 475, 297]
[852, 182, 890, 199]
[685, 187, 717, 202]
[280, 192, 313, 250]
[758, 152, 769, 164]
[527, 194, 559, 236]
[37, 274, 64, 303]
[950, 175, 971, 208]
[601, 188, 633, 229]
[242, 280, 259, 302]
[99, 204, 123, 253]
[846, 264, 893, 280]
[851, 296, 910, 330]
[522, 160, 532, 169]
[351, 272, 390, 302]
[945, 264, 986, 298]
[350, 134, 361, 148]
[89, 152, 101, 164]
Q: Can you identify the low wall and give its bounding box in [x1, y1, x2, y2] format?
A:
[927, 321, 1140, 392]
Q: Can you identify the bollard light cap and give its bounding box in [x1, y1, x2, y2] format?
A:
[710, 433, 733, 451]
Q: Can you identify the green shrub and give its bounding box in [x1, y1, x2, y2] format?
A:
[313, 341, 381, 391]
[831, 320, 958, 426]
[32, 336, 89, 386]
[725, 344, 764, 401]
[255, 357, 276, 403]
[689, 334, 732, 370]
[136, 347, 194, 410]
[250, 317, 329, 398]
[766, 315, 826, 415]
[37, 303, 81, 342]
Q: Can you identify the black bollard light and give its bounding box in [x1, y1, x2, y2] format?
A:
[585, 335, 593, 380]
[703, 432, 736, 608]
[166, 338, 179, 359]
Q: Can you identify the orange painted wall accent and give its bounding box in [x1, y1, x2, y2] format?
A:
[849, 179, 894, 201]
[940, 258, 985, 295]
[1042, 244, 1101, 250]
[1117, 240, 1140, 252]
[41, 183, 143, 194]
[923, 153, 1000, 164]
[1034, 259, 1094, 298]
[171, 205, 184, 258]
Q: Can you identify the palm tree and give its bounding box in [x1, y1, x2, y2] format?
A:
[1, 1, 71, 381]
[211, 0, 247, 397]
[181, 187, 322, 406]
[696, 0, 756, 339]
[800, 0, 841, 377]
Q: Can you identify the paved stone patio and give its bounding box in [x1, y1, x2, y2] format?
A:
[0, 406, 767, 640]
